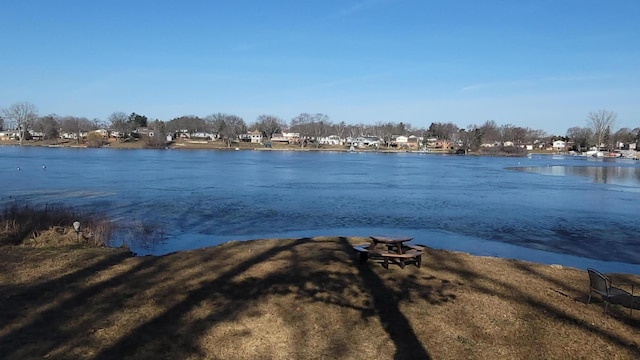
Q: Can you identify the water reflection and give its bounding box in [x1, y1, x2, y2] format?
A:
[511, 165, 640, 186]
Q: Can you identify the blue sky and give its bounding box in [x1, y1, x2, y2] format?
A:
[1, 0, 638, 135]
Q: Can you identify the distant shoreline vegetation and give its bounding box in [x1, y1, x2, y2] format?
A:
[0, 137, 535, 157]
[0, 103, 630, 155]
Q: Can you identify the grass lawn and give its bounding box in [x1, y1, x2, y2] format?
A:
[1, 236, 639, 359]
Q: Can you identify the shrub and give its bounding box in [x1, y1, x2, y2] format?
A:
[86, 132, 106, 148]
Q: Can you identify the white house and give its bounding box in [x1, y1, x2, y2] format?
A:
[319, 135, 341, 145]
[0, 130, 19, 141]
[190, 132, 214, 140]
[394, 135, 408, 145]
[552, 140, 566, 151]
[271, 132, 300, 144]
[92, 129, 109, 137]
[249, 130, 262, 143]
[346, 136, 381, 147]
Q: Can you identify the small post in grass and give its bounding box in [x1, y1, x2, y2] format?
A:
[73, 221, 81, 243]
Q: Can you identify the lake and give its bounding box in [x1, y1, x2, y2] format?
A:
[2, 146, 640, 274]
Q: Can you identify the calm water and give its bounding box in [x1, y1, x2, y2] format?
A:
[2, 146, 640, 274]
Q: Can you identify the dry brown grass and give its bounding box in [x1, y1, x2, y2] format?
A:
[1, 236, 639, 359]
[0, 203, 113, 247]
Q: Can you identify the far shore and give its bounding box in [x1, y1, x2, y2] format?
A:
[1, 235, 639, 359]
[0, 138, 555, 156]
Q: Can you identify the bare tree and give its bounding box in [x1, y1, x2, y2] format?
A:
[109, 112, 131, 142]
[145, 119, 168, 148]
[478, 120, 500, 144]
[525, 128, 547, 144]
[309, 114, 330, 148]
[2, 102, 38, 145]
[348, 124, 362, 139]
[587, 110, 616, 151]
[566, 126, 593, 152]
[462, 124, 482, 151]
[333, 121, 347, 141]
[254, 114, 285, 141]
[60, 116, 95, 144]
[499, 124, 515, 144]
[510, 126, 528, 146]
[611, 127, 635, 149]
[34, 114, 60, 141]
[427, 122, 458, 140]
[289, 113, 331, 148]
[206, 113, 246, 146]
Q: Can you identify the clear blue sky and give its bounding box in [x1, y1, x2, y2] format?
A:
[1, 0, 638, 135]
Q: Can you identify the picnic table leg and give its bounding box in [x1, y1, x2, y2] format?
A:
[359, 251, 368, 264]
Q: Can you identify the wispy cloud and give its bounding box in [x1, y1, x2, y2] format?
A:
[460, 80, 531, 92]
[460, 74, 611, 93]
[334, 0, 386, 18]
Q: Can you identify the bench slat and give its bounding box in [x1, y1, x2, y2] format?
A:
[374, 251, 422, 258]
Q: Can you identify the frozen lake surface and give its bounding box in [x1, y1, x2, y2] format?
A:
[2, 146, 640, 274]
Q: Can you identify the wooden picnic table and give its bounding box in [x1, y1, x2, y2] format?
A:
[353, 236, 424, 269]
[369, 235, 413, 252]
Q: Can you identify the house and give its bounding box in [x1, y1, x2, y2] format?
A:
[319, 135, 341, 145]
[242, 130, 263, 143]
[407, 135, 419, 149]
[271, 132, 300, 144]
[552, 140, 566, 151]
[429, 139, 453, 150]
[270, 133, 289, 143]
[0, 130, 18, 141]
[28, 130, 44, 141]
[394, 136, 408, 145]
[60, 131, 88, 140]
[346, 136, 381, 148]
[190, 132, 214, 140]
[92, 129, 109, 138]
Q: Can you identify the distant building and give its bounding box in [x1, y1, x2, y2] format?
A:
[319, 135, 341, 145]
[243, 130, 262, 143]
[552, 140, 566, 151]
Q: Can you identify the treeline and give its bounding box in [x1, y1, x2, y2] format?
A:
[1, 102, 633, 151]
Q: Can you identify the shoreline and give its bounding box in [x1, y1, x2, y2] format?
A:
[0, 139, 551, 156]
[121, 228, 640, 276]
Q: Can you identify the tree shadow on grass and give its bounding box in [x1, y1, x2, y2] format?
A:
[1, 236, 449, 359]
[339, 238, 432, 359]
[89, 237, 445, 359]
[6, 236, 634, 359]
[423, 247, 640, 356]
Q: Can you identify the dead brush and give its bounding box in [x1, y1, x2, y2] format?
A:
[0, 202, 115, 247]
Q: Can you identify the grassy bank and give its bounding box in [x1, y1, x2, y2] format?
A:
[1, 236, 639, 359]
